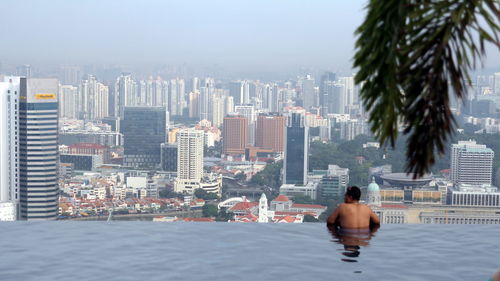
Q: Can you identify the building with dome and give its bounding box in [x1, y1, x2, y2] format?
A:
[366, 177, 381, 207]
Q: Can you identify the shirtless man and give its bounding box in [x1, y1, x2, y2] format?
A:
[327, 186, 380, 229]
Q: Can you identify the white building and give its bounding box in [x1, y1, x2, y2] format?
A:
[279, 182, 319, 201]
[0, 76, 20, 220]
[449, 184, 500, 207]
[177, 129, 204, 181]
[0, 202, 16, 221]
[450, 140, 494, 185]
[175, 129, 221, 195]
[258, 193, 268, 223]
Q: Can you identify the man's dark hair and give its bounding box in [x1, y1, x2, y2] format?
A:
[345, 186, 361, 201]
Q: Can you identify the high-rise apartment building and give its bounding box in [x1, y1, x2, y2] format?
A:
[451, 140, 494, 185]
[122, 107, 166, 168]
[59, 85, 78, 119]
[223, 115, 248, 155]
[0, 77, 20, 220]
[19, 78, 59, 220]
[283, 112, 309, 185]
[79, 75, 109, 120]
[255, 113, 285, 153]
[229, 81, 244, 105]
[114, 73, 137, 118]
[174, 128, 221, 195]
[176, 129, 204, 181]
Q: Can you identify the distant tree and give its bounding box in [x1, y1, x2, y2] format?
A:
[303, 214, 320, 223]
[202, 204, 218, 217]
[194, 189, 218, 200]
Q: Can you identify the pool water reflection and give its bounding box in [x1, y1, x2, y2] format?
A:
[328, 225, 379, 263]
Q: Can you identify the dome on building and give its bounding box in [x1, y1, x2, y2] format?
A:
[367, 177, 380, 192]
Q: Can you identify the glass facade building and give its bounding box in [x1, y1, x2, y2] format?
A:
[283, 112, 309, 185]
[19, 78, 59, 220]
[122, 107, 166, 168]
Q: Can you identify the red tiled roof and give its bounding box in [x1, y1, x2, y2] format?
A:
[229, 202, 258, 211]
[273, 195, 290, 202]
[291, 203, 326, 209]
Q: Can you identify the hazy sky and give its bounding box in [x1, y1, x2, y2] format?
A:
[1, 0, 499, 73]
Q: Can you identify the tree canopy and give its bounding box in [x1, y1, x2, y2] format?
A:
[354, 0, 499, 177]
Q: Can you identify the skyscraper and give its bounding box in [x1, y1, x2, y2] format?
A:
[114, 73, 137, 118]
[229, 81, 243, 105]
[235, 105, 256, 146]
[122, 107, 166, 168]
[19, 78, 59, 220]
[59, 85, 78, 119]
[301, 75, 316, 110]
[174, 128, 221, 195]
[0, 76, 20, 220]
[223, 115, 248, 155]
[176, 129, 204, 181]
[283, 111, 309, 185]
[451, 140, 494, 185]
[319, 72, 336, 116]
[255, 113, 285, 153]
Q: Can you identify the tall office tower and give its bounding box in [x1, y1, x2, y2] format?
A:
[199, 86, 210, 120]
[229, 81, 243, 105]
[79, 75, 108, 120]
[210, 96, 225, 128]
[255, 113, 285, 152]
[0, 77, 21, 220]
[122, 107, 166, 168]
[59, 85, 78, 119]
[235, 105, 256, 146]
[19, 78, 59, 220]
[16, 65, 31, 78]
[189, 91, 200, 118]
[319, 72, 336, 116]
[301, 75, 316, 110]
[451, 140, 494, 185]
[283, 111, 309, 185]
[324, 81, 344, 114]
[176, 129, 204, 180]
[494, 73, 500, 95]
[222, 115, 248, 155]
[225, 96, 234, 115]
[339, 76, 355, 113]
[114, 73, 136, 118]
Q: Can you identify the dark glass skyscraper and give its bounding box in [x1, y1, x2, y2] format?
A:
[122, 107, 166, 168]
[283, 112, 309, 185]
[319, 72, 336, 116]
[19, 78, 59, 220]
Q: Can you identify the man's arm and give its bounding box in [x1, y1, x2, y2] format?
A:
[369, 209, 381, 226]
[326, 205, 341, 225]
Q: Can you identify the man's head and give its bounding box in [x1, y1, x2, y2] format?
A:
[345, 186, 361, 203]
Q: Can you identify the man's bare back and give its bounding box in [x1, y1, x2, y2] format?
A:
[327, 203, 380, 229]
[326, 186, 380, 229]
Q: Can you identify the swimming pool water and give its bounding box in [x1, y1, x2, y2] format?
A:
[0, 222, 498, 281]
